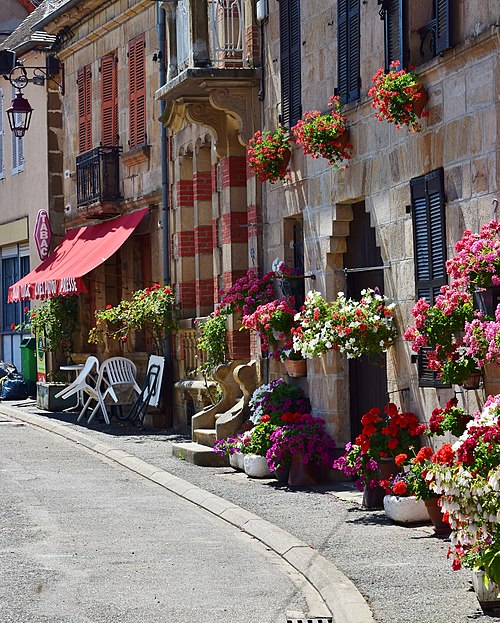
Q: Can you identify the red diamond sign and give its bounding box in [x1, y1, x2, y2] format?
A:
[34, 210, 52, 260]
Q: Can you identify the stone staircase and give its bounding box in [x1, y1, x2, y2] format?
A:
[172, 360, 259, 466]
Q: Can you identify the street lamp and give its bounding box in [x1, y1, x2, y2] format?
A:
[6, 91, 33, 138]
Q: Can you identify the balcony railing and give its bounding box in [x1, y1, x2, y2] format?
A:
[76, 146, 122, 208]
[209, 0, 245, 69]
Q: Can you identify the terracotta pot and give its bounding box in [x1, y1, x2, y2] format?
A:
[277, 147, 291, 177]
[283, 358, 307, 378]
[424, 496, 451, 535]
[288, 453, 321, 487]
[377, 457, 398, 481]
[472, 570, 500, 611]
[273, 464, 291, 484]
[383, 495, 430, 524]
[461, 371, 482, 390]
[412, 85, 428, 118]
[484, 363, 500, 398]
[334, 128, 350, 149]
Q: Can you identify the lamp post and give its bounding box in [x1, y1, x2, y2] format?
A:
[6, 91, 33, 138]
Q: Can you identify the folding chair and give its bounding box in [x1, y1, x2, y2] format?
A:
[127, 362, 161, 426]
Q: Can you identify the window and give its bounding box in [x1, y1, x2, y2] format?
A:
[1, 246, 29, 333]
[410, 168, 447, 386]
[338, 0, 360, 104]
[0, 88, 4, 179]
[279, 0, 301, 128]
[77, 64, 92, 154]
[11, 87, 24, 175]
[378, 0, 407, 71]
[419, 0, 451, 59]
[101, 52, 118, 147]
[128, 33, 146, 149]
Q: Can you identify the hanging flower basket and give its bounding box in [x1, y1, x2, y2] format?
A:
[247, 126, 292, 183]
[368, 60, 429, 132]
[292, 95, 352, 169]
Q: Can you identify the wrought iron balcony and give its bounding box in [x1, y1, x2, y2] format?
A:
[76, 146, 122, 211]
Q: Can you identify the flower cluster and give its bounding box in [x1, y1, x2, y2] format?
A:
[292, 96, 352, 168]
[89, 284, 177, 354]
[217, 269, 276, 317]
[463, 306, 500, 367]
[266, 413, 336, 471]
[247, 127, 292, 183]
[355, 403, 420, 459]
[368, 61, 428, 132]
[293, 289, 396, 359]
[333, 442, 379, 491]
[426, 394, 500, 586]
[248, 379, 309, 424]
[213, 436, 242, 457]
[241, 297, 298, 352]
[420, 397, 473, 438]
[380, 447, 435, 501]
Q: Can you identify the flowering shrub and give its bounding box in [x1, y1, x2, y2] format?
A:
[247, 127, 292, 183]
[248, 379, 309, 424]
[89, 284, 177, 354]
[217, 269, 276, 317]
[266, 413, 336, 471]
[195, 311, 228, 379]
[355, 403, 420, 459]
[368, 61, 428, 132]
[29, 296, 79, 364]
[293, 289, 396, 359]
[427, 395, 500, 586]
[420, 397, 473, 438]
[333, 442, 379, 491]
[241, 297, 298, 353]
[292, 95, 352, 168]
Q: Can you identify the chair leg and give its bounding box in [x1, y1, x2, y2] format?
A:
[77, 397, 93, 423]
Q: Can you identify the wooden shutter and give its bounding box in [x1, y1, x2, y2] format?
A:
[338, 0, 360, 104]
[280, 0, 301, 128]
[410, 168, 447, 387]
[128, 34, 146, 149]
[101, 53, 118, 147]
[78, 65, 92, 153]
[0, 89, 4, 177]
[382, 0, 406, 71]
[435, 0, 450, 55]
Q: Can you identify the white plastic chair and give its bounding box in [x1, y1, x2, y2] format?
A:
[85, 357, 141, 425]
[55, 356, 100, 410]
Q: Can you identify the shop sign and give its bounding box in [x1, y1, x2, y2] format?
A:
[34, 210, 52, 260]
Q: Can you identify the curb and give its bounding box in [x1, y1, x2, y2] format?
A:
[0, 404, 374, 623]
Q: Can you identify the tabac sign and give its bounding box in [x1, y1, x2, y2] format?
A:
[34, 210, 52, 260]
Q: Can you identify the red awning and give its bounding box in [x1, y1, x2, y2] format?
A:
[8, 209, 148, 302]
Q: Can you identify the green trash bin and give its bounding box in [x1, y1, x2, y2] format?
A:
[20, 337, 37, 383]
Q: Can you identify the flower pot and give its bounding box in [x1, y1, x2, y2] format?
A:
[234, 451, 245, 471]
[277, 147, 291, 176]
[377, 457, 398, 481]
[461, 371, 482, 390]
[472, 570, 500, 611]
[362, 485, 385, 509]
[243, 454, 271, 478]
[333, 128, 349, 149]
[229, 452, 241, 470]
[288, 453, 321, 487]
[484, 363, 500, 398]
[283, 358, 307, 378]
[383, 495, 430, 525]
[273, 464, 291, 483]
[412, 85, 428, 118]
[424, 497, 451, 535]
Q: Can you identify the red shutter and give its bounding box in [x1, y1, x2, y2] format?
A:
[78, 65, 92, 153]
[128, 34, 146, 149]
[101, 53, 118, 146]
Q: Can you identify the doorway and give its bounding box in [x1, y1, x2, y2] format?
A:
[344, 202, 388, 441]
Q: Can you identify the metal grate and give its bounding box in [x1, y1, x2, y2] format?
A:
[286, 619, 332, 623]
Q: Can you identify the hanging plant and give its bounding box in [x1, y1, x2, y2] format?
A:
[292, 95, 352, 169]
[368, 60, 429, 132]
[247, 126, 292, 183]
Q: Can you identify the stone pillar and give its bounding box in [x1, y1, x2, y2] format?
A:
[191, 0, 210, 67]
[163, 1, 179, 82]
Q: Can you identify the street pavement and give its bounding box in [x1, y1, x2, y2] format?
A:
[1, 399, 500, 623]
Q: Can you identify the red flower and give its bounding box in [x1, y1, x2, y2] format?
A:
[395, 453, 407, 466]
[106, 304, 112, 310]
[10, 323, 16, 331]
[414, 446, 433, 463]
[260, 414, 270, 423]
[392, 481, 407, 495]
[432, 444, 455, 465]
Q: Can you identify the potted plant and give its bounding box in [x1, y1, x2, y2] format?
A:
[217, 268, 276, 317]
[419, 397, 473, 439]
[247, 126, 292, 184]
[333, 442, 381, 504]
[292, 95, 352, 168]
[426, 395, 500, 593]
[368, 60, 429, 132]
[213, 435, 244, 469]
[241, 297, 298, 353]
[240, 415, 277, 478]
[248, 378, 309, 424]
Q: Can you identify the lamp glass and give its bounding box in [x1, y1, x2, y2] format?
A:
[7, 91, 33, 138]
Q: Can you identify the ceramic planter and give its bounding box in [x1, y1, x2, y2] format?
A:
[383, 495, 430, 524]
[243, 454, 271, 478]
[472, 570, 500, 611]
[229, 451, 241, 470]
[36, 382, 78, 412]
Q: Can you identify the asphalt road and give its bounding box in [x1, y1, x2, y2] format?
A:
[0, 418, 319, 623]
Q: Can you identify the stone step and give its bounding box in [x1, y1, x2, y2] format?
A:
[193, 428, 217, 447]
[172, 441, 228, 467]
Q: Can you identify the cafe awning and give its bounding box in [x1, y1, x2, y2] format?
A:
[8, 209, 148, 302]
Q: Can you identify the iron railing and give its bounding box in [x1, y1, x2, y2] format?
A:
[209, 0, 246, 68]
[76, 146, 122, 208]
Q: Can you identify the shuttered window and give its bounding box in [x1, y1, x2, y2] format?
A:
[379, 0, 407, 71]
[0, 88, 4, 179]
[434, 0, 451, 55]
[128, 33, 146, 149]
[338, 0, 360, 104]
[11, 88, 24, 175]
[410, 168, 447, 387]
[279, 0, 301, 128]
[77, 64, 92, 154]
[101, 53, 118, 147]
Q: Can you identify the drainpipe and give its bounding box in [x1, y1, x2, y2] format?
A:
[157, 1, 173, 426]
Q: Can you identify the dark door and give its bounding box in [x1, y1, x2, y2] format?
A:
[344, 203, 388, 441]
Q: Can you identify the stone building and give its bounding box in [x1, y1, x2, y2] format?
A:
[160, 0, 499, 439]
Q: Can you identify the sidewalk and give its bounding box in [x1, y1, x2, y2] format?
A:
[1, 399, 499, 623]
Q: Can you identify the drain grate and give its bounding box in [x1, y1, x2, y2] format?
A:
[286, 619, 332, 623]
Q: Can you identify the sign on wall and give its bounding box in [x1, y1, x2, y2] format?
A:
[34, 210, 52, 261]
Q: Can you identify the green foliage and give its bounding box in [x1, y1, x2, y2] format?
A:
[30, 296, 78, 362]
[243, 421, 278, 457]
[196, 312, 228, 377]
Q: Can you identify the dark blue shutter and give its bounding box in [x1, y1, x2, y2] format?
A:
[338, 0, 360, 104]
[435, 0, 451, 55]
[347, 0, 360, 102]
[280, 0, 301, 128]
[382, 0, 406, 71]
[338, 0, 348, 103]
